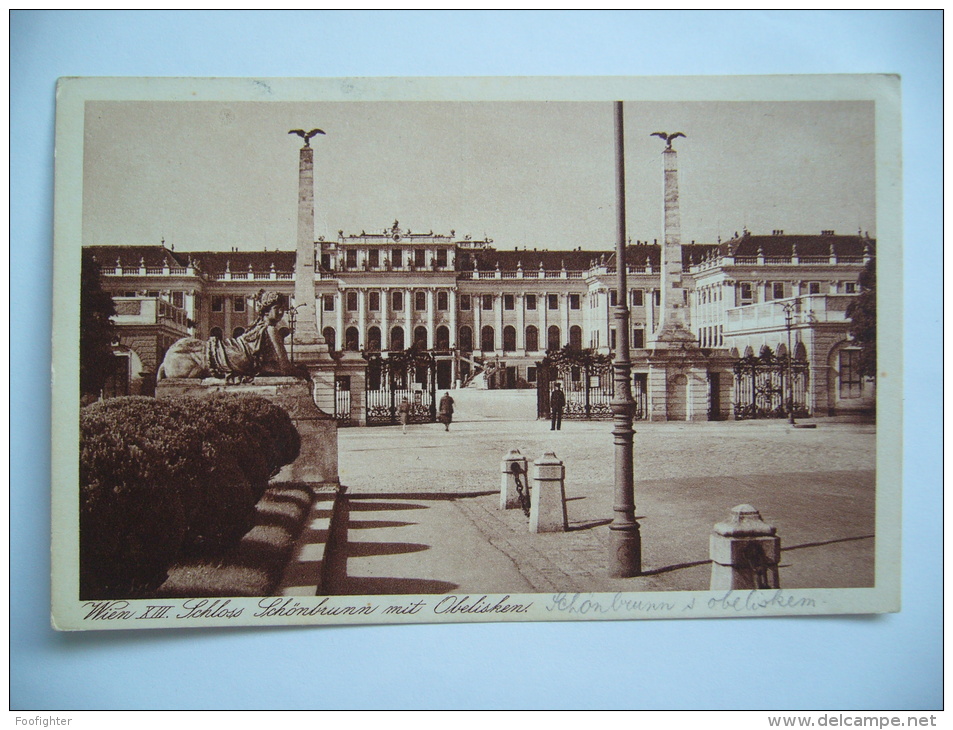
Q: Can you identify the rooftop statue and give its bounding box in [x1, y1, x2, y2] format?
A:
[650, 131, 686, 149]
[157, 291, 300, 382]
[288, 128, 325, 147]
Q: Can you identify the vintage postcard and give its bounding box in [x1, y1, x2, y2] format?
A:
[51, 75, 901, 630]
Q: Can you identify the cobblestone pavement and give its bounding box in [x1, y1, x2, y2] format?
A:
[333, 413, 877, 594]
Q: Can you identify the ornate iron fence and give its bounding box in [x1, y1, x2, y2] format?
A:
[364, 349, 437, 426]
[536, 346, 646, 420]
[732, 349, 810, 419]
[334, 376, 353, 426]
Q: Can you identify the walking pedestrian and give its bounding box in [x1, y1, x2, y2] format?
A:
[438, 392, 455, 432]
[549, 381, 566, 431]
[398, 397, 411, 434]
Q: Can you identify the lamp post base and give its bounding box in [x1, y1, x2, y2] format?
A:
[608, 523, 642, 578]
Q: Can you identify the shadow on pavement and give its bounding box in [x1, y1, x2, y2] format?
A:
[568, 518, 612, 531]
[347, 500, 427, 512]
[348, 491, 497, 501]
[783, 534, 875, 552]
[331, 576, 460, 595]
[346, 541, 431, 558]
[348, 519, 418, 530]
[636, 534, 876, 577]
[639, 559, 711, 577]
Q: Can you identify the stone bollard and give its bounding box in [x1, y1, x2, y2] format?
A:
[530, 452, 568, 533]
[709, 504, 781, 591]
[500, 449, 529, 510]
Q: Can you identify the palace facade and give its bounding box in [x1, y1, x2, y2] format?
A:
[86, 223, 874, 422]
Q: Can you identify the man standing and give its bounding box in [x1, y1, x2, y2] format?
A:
[549, 382, 566, 431]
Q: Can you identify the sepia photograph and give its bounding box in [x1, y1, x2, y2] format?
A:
[52, 75, 901, 630]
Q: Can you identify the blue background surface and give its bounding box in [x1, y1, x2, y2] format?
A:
[11, 10, 942, 710]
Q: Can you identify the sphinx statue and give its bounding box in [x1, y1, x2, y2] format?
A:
[157, 291, 300, 382]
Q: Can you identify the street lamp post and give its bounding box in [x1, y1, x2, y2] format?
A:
[608, 101, 641, 577]
[288, 303, 307, 364]
[780, 300, 797, 426]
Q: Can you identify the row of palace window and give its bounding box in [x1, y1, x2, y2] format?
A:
[321, 290, 667, 314]
[210, 295, 246, 313]
[697, 325, 725, 348]
[317, 323, 653, 354]
[590, 290, 662, 308]
[330, 290, 453, 313]
[203, 288, 675, 317]
[121, 290, 188, 309]
[145, 279, 861, 319]
[736, 281, 856, 303]
[461, 293, 580, 311]
[327, 247, 451, 270]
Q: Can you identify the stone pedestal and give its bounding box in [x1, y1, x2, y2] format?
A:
[500, 449, 528, 510]
[157, 376, 339, 485]
[530, 452, 567, 533]
[646, 351, 710, 422]
[335, 352, 369, 426]
[709, 504, 781, 591]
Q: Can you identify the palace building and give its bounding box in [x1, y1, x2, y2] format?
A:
[85, 223, 875, 424]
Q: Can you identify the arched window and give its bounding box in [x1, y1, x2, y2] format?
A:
[390, 326, 404, 351]
[503, 325, 517, 352]
[345, 326, 359, 351]
[459, 326, 473, 352]
[569, 325, 582, 350]
[547, 325, 561, 351]
[209, 327, 223, 340]
[322, 327, 336, 351]
[481, 325, 495, 352]
[367, 326, 382, 352]
[232, 327, 245, 338]
[414, 326, 428, 350]
[525, 325, 539, 352]
[794, 341, 808, 361]
[436, 325, 450, 350]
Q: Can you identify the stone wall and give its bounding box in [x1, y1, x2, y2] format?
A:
[156, 376, 339, 485]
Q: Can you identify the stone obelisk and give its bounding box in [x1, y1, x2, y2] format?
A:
[292, 142, 322, 350]
[289, 133, 336, 374]
[654, 140, 695, 345]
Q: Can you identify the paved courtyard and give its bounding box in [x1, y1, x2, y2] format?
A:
[327, 396, 877, 596]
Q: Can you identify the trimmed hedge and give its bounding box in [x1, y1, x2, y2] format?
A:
[79, 394, 300, 599]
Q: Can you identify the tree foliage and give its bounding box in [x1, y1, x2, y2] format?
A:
[79, 394, 300, 599]
[845, 259, 876, 378]
[80, 251, 118, 398]
[541, 344, 612, 370]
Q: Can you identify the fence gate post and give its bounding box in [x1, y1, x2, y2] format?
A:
[530, 451, 567, 533]
[709, 504, 781, 591]
[500, 449, 528, 510]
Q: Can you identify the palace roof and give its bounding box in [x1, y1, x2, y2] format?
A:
[191, 250, 296, 274]
[716, 233, 875, 259]
[85, 245, 189, 269]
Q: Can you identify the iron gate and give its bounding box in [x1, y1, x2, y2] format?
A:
[334, 376, 352, 426]
[536, 347, 646, 420]
[733, 349, 810, 419]
[364, 349, 437, 426]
